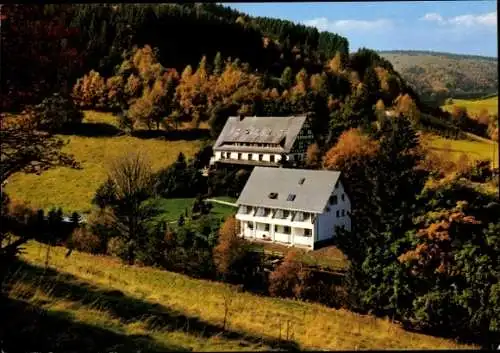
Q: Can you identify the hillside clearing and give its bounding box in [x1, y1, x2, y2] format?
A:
[423, 133, 499, 168]
[3, 240, 474, 351]
[441, 96, 498, 116]
[4, 111, 204, 213]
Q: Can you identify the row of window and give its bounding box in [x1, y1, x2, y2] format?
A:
[220, 152, 277, 162]
[247, 222, 312, 236]
[241, 206, 312, 222]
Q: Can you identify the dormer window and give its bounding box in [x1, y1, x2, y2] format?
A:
[298, 178, 305, 185]
[287, 194, 296, 201]
[268, 192, 278, 199]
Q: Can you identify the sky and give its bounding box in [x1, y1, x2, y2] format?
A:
[224, 1, 498, 57]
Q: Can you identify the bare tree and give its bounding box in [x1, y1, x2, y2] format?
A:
[105, 151, 157, 264]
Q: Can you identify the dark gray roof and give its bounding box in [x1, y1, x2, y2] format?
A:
[236, 167, 342, 213]
[213, 115, 308, 153]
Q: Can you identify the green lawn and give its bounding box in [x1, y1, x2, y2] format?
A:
[423, 133, 499, 168]
[150, 197, 237, 223]
[3, 240, 474, 351]
[442, 96, 498, 116]
[4, 111, 203, 213]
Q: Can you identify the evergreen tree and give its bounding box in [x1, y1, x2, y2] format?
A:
[280, 66, 293, 90]
[213, 51, 223, 75]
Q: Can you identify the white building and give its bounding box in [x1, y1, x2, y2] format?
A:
[235, 167, 351, 250]
[210, 115, 315, 167]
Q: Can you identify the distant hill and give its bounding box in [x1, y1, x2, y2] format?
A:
[379, 50, 498, 104]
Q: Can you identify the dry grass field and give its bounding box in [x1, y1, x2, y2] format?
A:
[2, 240, 475, 351]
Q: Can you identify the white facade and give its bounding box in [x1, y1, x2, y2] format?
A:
[235, 180, 351, 250]
[211, 150, 305, 165]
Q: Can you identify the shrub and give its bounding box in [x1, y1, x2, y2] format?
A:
[33, 93, 84, 132]
[107, 236, 128, 258]
[68, 227, 101, 254]
[268, 251, 311, 299]
[86, 208, 118, 253]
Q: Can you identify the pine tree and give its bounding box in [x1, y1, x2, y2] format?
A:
[213, 51, 223, 75]
[280, 67, 293, 90]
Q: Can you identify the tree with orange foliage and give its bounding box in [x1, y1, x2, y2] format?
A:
[395, 93, 420, 126]
[396, 186, 500, 344]
[450, 105, 469, 130]
[305, 143, 322, 169]
[268, 251, 311, 300]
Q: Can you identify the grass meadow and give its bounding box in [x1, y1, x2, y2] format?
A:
[441, 95, 498, 116]
[2, 240, 474, 351]
[4, 111, 205, 213]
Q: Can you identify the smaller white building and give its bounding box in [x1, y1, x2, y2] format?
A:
[235, 167, 351, 250]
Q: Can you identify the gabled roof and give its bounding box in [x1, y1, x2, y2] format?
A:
[236, 167, 342, 213]
[213, 115, 308, 153]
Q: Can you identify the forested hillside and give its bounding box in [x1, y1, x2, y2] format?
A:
[380, 50, 498, 103]
[1, 4, 499, 352]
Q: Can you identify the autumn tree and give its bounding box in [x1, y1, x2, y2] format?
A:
[327, 52, 344, 74]
[326, 117, 428, 315]
[268, 251, 311, 299]
[450, 105, 469, 130]
[72, 70, 107, 109]
[0, 4, 82, 286]
[106, 75, 126, 111]
[395, 93, 420, 126]
[1, 4, 82, 110]
[305, 143, 321, 169]
[397, 182, 500, 346]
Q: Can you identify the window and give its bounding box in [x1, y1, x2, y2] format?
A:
[259, 154, 263, 161]
[304, 229, 312, 237]
[294, 212, 304, 222]
[341, 210, 345, 217]
[335, 182, 339, 189]
[298, 178, 305, 185]
[287, 194, 296, 201]
[248, 222, 253, 229]
[284, 226, 291, 234]
[238, 153, 242, 160]
[270, 155, 275, 163]
[265, 224, 270, 231]
[341, 193, 345, 201]
[283, 210, 290, 218]
[268, 192, 278, 199]
[336, 210, 340, 217]
[329, 195, 338, 205]
[248, 153, 252, 160]
[275, 225, 279, 232]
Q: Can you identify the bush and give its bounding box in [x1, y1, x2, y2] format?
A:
[86, 208, 118, 253]
[68, 228, 102, 254]
[33, 93, 83, 132]
[268, 251, 311, 299]
[107, 236, 128, 258]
